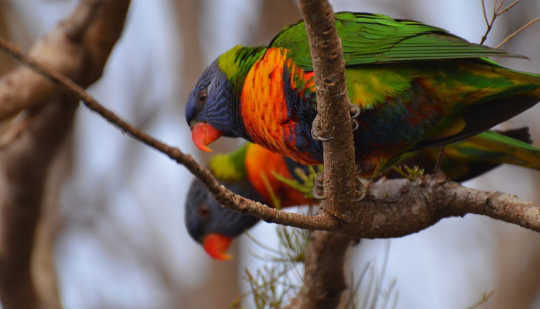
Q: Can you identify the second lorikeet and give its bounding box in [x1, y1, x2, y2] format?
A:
[186, 12, 540, 174]
[185, 128, 540, 260]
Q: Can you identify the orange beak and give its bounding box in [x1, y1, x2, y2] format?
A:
[202, 233, 233, 261]
[191, 122, 223, 152]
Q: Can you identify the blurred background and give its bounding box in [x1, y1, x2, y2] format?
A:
[2, 0, 539, 308]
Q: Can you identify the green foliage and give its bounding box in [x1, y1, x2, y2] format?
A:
[261, 173, 282, 210]
[233, 226, 308, 309]
[342, 242, 398, 309]
[272, 165, 322, 199]
[391, 165, 425, 180]
[236, 227, 400, 309]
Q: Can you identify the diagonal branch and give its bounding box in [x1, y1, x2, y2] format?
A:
[0, 0, 537, 290]
[0, 33, 342, 232]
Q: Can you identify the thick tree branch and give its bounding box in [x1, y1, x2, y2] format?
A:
[0, 1, 130, 308]
[287, 232, 351, 309]
[290, 1, 358, 308]
[299, 0, 356, 220]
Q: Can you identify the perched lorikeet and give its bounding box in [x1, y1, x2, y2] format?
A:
[185, 143, 313, 260]
[185, 12, 540, 174]
[185, 128, 540, 260]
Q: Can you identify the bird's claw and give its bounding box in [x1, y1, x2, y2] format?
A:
[311, 126, 333, 142]
[351, 176, 371, 202]
[311, 171, 326, 200]
[311, 185, 326, 200]
[349, 104, 361, 119]
[351, 119, 359, 131]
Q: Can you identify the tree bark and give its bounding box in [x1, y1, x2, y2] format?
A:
[288, 1, 356, 308]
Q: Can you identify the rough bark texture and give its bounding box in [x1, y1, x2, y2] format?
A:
[287, 232, 351, 309]
[298, 0, 356, 221]
[288, 1, 357, 308]
[0, 1, 130, 308]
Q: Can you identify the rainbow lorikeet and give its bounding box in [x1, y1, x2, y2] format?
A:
[185, 12, 540, 174]
[185, 128, 540, 260]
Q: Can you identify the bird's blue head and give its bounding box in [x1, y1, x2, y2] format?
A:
[184, 178, 261, 260]
[185, 59, 239, 152]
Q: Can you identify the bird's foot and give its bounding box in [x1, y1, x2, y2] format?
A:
[311, 171, 326, 200]
[349, 104, 360, 119]
[351, 176, 371, 202]
[432, 168, 448, 183]
[351, 119, 359, 131]
[349, 104, 360, 132]
[311, 116, 333, 141]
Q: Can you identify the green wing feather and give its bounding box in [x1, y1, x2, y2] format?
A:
[447, 130, 540, 168]
[270, 12, 522, 69]
[392, 128, 540, 181]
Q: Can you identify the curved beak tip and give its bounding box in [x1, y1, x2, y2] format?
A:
[203, 234, 233, 261]
[191, 122, 223, 153]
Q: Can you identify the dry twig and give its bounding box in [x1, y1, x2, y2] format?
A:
[496, 16, 540, 48]
[480, 0, 521, 44]
[480, 0, 540, 48]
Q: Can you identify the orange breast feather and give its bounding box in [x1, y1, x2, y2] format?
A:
[240, 48, 317, 165]
[245, 144, 311, 208]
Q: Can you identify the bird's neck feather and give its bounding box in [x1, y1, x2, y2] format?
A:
[239, 47, 319, 164]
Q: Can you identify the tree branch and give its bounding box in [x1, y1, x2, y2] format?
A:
[286, 232, 351, 309]
[0, 32, 343, 232]
[0, 1, 130, 308]
[298, 0, 356, 220]
[0, 19, 538, 237]
[289, 1, 357, 308]
[0, 5, 538, 308]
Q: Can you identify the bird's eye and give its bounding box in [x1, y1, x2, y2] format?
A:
[199, 204, 210, 217]
[198, 90, 208, 105]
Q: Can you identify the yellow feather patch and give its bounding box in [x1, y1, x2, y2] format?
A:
[209, 154, 244, 182]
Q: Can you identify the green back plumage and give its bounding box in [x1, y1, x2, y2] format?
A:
[270, 12, 522, 69]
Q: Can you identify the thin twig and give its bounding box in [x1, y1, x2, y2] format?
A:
[497, 0, 520, 16]
[480, 0, 497, 44]
[479, 0, 523, 45]
[0, 35, 340, 232]
[496, 16, 540, 48]
[481, 0, 490, 27]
